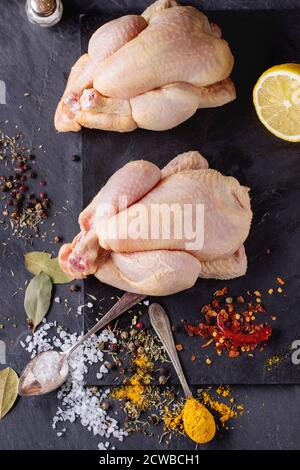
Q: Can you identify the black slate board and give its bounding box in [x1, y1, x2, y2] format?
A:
[82, 10, 300, 385]
[1, 0, 300, 452]
[0, 5, 84, 374]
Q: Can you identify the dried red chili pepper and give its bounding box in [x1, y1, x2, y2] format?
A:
[216, 314, 272, 345]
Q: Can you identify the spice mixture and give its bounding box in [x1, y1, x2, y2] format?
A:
[184, 287, 273, 357]
[0, 131, 51, 239]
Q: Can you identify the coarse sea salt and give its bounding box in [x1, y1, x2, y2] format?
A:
[33, 350, 62, 384]
[20, 321, 127, 449]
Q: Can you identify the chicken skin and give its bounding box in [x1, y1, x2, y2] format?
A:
[55, 0, 235, 133]
[59, 151, 252, 296]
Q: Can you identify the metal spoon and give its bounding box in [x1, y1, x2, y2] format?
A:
[149, 303, 192, 398]
[19, 292, 145, 397]
[149, 303, 217, 444]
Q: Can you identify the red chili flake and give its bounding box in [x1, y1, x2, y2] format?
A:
[228, 349, 240, 358]
[214, 287, 228, 297]
[276, 276, 285, 286]
[185, 288, 273, 357]
[211, 299, 220, 309]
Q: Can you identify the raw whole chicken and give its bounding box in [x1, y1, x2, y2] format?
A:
[59, 151, 252, 296]
[55, 0, 236, 133]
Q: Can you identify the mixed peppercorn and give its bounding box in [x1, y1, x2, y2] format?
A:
[0, 132, 51, 238]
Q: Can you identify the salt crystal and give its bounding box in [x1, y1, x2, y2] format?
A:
[33, 351, 62, 384]
[54, 297, 61, 304]
[87, 302, 93, 309]
[143, 300, 150, 306]
[100, 364, 108, 374]
[21, 318, 127, 449]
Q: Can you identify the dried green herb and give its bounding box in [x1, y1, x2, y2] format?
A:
[0, 367, 19, 419]
[24, 251, 73, 284]
[24, 272, 52, 331]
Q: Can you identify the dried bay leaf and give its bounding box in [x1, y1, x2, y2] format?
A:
[24, 272, 52, 331]
[0, 367, 19, 419]
[24, 251, 73, 284]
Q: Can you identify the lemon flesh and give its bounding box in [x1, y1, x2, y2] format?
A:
[253, 64, 300, 142]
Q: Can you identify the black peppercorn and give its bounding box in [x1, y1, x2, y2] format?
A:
[69, 284, 80, 292]
[171, 324, 180, 333]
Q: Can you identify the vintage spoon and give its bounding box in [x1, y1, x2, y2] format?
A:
[19, 292, 145, 397]
[149, 303, 216, 444]
[149, 303, 192, 398]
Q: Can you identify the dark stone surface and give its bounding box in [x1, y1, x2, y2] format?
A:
[0, 0, 300, 451]
[82, 9, 300, 385]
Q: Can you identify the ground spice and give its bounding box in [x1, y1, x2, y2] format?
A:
[112, 354, 153, 411]
[265, 355, 282, 370]
[201, 390, 244, 425]
[162, 404, 184, 434]
[216, 385, 230, 398]
[183, 397, 216, 444]
[264, 349, 290, 371]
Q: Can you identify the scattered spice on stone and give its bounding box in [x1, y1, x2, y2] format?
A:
[184, 288, 273, 357]
[0, 131, 51, 239]
[200, 386, 244, 426]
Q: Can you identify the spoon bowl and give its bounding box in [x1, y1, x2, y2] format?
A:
[19, 350, 69, 396]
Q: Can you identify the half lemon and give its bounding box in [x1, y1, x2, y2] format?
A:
[253, 63, 300, 142]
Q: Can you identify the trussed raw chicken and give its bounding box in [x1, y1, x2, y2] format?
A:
[55, 0, 236, 133]
[59, 151, 252, 296]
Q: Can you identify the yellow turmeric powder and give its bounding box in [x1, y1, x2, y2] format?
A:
[202, 391, 237, 424]
[183, 397, 216, 444]
[216, 385, 231, 398]
[163, 406, 184, 433]
[112, 354, 153, 409]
